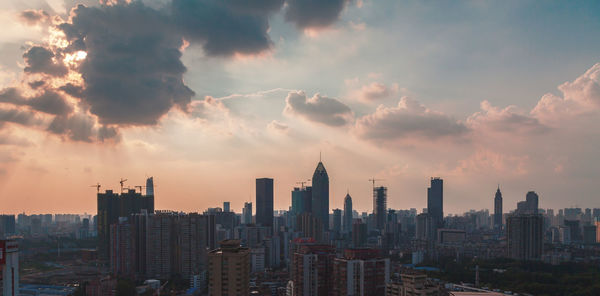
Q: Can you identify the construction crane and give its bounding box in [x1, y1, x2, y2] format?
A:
[134, 185, 146, 194]
[368, 178, 384, 188]
[119, 178, 128, 193]
[296, 179, 311, 189]
[89, 183, 101, 193]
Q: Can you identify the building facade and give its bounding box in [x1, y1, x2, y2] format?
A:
[256, 178, 274, 229]
[427, 178, 443, 229]
[373, 186, 387, 232]
[292, 244, 335, 296]
[311, 161, 329, 231]
[332, 249, 390, 296]
[208, 240, 250, 296]
[507, 214, 544, 260]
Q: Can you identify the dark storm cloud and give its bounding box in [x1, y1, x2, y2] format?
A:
[47, 113, 120, 142]
[15, 0, 349, 129]
[57, 0, 290, 126]
[59, 83, 84, 98]
[284, 91, 353, 126]
[171, 0, 279, 56]
[19, 10, 49, 25]
[23, 46, 68, 77]
[59, 2, 193, 125]
[28, 80, 45, 89]
[285, 0, 349, 29]
[0, 108, 43, 126]
[0, 88, 72, 116]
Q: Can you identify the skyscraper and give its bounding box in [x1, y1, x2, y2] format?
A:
[242, 202, 252, 225]
[208, 240, 250, 296]
[373, 186, 387, 232]
[256, 178, 274, 228]
[427, 177, 443, 228]
[311, 160, 330, 231]
[332, 209, 342, 236]
[526, 191, 539, 214]
[223, 202, 230, 212]
[145, 177, 154, 196]
[494, 186, 503, 231]
[343, 193, 353, 234]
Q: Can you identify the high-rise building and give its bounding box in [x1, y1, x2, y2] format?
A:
[312, 160, 330, 231]
[292, 244, 335, 296]
[525, 191, 539, 214]
[256, 178, 274, 228]
[564, 220, 581, 242]
[297, 213, 323, 242]
[332, 209, 342, 236]
[223, 202, 230, 212]
[291, 186, 312, 216]
[97, 188, 154, 260]
[110, 217, 134, 277]
[208, 240, 250, 296]
[507, 213, 544, 260]
[596, 218, 600, 243]
[242, 202, 252, 225]
[332, 249, 390, 296]
[583, 225, 597, 244]
[1, 240, 19, 296]
[427, 178, 443, 229]
[416, 213, 434, 242]
[373, 186, 387, 232]
[146, 177, 154, 196]
[494, 186, 503, 231]
[352, 219, 367, 248]
[0, 215, 16, 238]
[344, 193, 353, 234]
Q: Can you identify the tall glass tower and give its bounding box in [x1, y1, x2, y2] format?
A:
[427, 177, 443, 228]
[311, 160, 329, 231]
[343, 193, 353, 234]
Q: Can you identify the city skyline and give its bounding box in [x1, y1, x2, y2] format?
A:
[1, 1, 600, 214]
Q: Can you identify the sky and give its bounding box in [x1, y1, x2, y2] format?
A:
[1, 0, 600, 215]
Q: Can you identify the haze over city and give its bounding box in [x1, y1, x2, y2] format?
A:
[1, 0, 600, 214]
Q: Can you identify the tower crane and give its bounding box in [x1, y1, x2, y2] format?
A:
[119, 178, 128, 193]
[90, 183, 101, 193]
[296, 179, 311, 189]
[368, 178, 384, 188]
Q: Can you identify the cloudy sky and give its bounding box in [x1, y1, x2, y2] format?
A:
[1, 0, 600, 215]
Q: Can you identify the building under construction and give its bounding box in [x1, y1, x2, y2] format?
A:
[97, 177, 155, 261]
